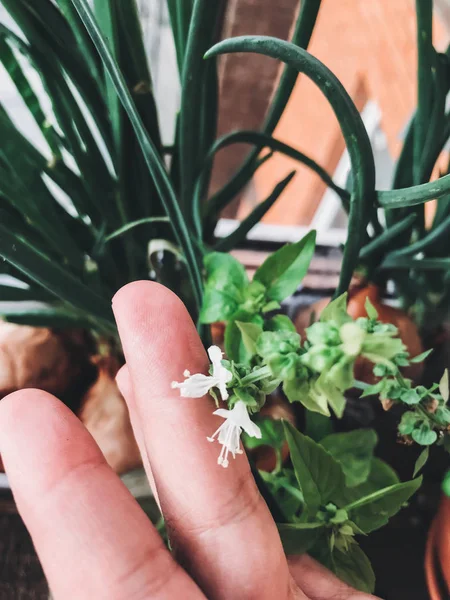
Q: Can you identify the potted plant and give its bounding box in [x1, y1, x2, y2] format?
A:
[1, 0, 450, 597]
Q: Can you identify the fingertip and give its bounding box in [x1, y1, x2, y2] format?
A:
[0, 388, 65, 433]
[112, 280, 187, 323]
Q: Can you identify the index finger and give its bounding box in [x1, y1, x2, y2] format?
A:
[113, 282, 296, 600]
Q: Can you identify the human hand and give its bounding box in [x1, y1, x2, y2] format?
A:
[0, 282, 378, 599]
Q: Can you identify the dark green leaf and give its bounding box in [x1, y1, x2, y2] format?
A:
[320, 429, 378, 488]
[243, 417, 284, 450]
[332, 544, 375, 594]
[283, 421, 346, 516]
[0, 223, 115, 331]
[278, 522, 324, 555]
[343, 476, 423, 534]
[213, 171, 296, 252]
[69, 0, 203, 308]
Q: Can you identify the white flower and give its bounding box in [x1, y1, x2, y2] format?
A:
[171, 345, 232, 401]
[207, 401, 262, 468]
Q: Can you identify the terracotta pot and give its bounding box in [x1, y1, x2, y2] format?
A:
[425, 495, 450, 599]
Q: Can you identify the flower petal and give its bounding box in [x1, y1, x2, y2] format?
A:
[212, 408, 231, 419]
[172, 373, 215, 398]
[208, 345, 224, 374]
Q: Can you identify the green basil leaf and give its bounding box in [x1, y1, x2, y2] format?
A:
[278, 522, 324, 555]
[364, 297, 378, 320]
[343, 476, 423, 534]
[398, 411, 421, 435]
[204, 251, 249, 291]
[332, 544, 375, 594]
[411, 423, 437, 445]
[199, 288, 240, 323]
[225, 311, 263, 363]
[256, 330, 301, 359]
[320, 429, 378, 488]
[264, 314, 297, 332]
[283, 421, 346, 516]
[253, 230, 316, 302]
[320, 293, 351, 325]
[235, 321, 263, 356]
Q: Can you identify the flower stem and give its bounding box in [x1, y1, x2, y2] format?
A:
[240, 365, 273, 386]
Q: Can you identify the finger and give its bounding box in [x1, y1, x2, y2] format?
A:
[0, 390, 203, 600]
[113, 282, 296, 600]
[288, 554, 378, 599]
[116, 365, 160, 506]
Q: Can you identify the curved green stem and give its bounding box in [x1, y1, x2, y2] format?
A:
[195, 130, 350, 239]
[378, 173, 450, 209]
[205, 36, 376, 296]
[206, 1, 322, 222]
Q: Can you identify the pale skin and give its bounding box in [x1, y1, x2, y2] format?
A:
[0, 282, 379, 600]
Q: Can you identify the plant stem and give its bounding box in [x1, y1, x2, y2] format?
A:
[240, 365, 274, 386]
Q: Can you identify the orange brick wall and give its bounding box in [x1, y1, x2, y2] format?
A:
[241, 0, 448, 226]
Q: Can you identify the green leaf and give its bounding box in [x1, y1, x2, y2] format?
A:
[0, 223, 115, 332]
[320, 430, 378, 488]
[364, 297, 378, 320]
[179, 0, 222, 219]
[105, 217, 170, 242]
[213, 171, 296, 252]
[410, 349, 433, 363]
[225, 311, 263, 364]
[332, 543, 375, 594]
[283, 421, 346, 516]
[253, 230, 316, 302]
[413, 447, 429, 477]
[400, 389, 422, 405]
[243, 417, 284, 450]
[440, 369, 449, 403]
[265, 315, 297, 333]
[343, 476, 423, 534]
[199, 288, 241, 324]
[204, 252, 249, 291]
[278, 522, 324, 555]
[305, 410, 334, 442]
[256, 330, 301, 359]
[320, 294, 351, 325]
[411, 423, 437, 445]
[69, 0, 203, 308]
[398, 411, 421, 435]
[235, 321, 264, 356]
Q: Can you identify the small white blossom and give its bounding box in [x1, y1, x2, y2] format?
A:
[171, 345, 232, 401]
[207, 401, 262, 468]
